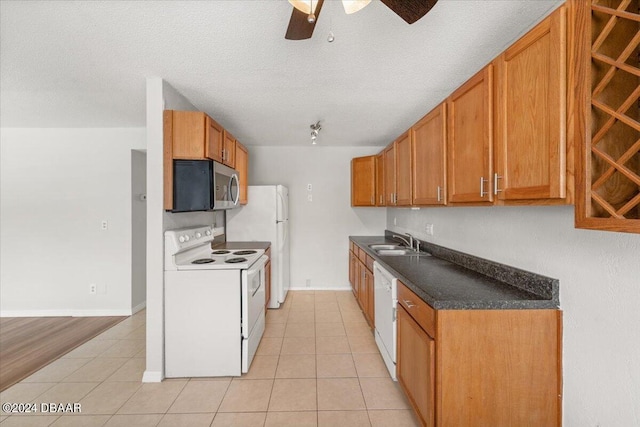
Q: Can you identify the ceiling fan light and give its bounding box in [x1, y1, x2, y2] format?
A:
[288, 0, 318, 15]
[341, 0, 371, 14]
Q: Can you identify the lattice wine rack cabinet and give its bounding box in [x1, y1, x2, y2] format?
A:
[573, 0, 640, 233]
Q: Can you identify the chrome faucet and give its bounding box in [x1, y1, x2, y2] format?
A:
[392, 233, 413, 248]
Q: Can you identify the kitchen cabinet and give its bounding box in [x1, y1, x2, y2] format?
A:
[494, 6, 567, 202]
[348, 242, 375, 329]
[571, 0, 640, 233]
[349, 248, 358, 297]
[235, 141, 249, 205]
[447, 65, 494, 204]
[395, 131, 413, 206]
[351, 156, 376, 206]
[384, 143, 397, 205]
[375, 152, 385, 206]
[397, 281, 561, 427]
[206, 116, 224, 163]
[165, 110, 224, 162]
[412, 103, 447, 206]
[223, 130, 236, 168]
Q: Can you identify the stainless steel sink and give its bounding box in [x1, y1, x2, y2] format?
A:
[375, 249, 419, 256]
[369, 244, 404, 250]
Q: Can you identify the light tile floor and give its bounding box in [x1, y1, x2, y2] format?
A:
[0, 291, 419, 427]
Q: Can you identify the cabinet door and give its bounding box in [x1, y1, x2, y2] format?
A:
[235, 142, 249, 205]
[223, 130, 236, 168]
[365, 267, 374, 329]
[172, 111, 207, 159]
[205, 116, 224, 163]
[349, 252, 358, 297]
[384, 144, 397, 205]
[447, 65, 494, 204]
[395, 132, 412, 206]
[375, 152, 386, 206]
[351, 156, 376, 206]
[412, 103, 447, 205]
[265, 259, 272, 309]
[494, 7, 566, 201]
[397, 305, 435, 427]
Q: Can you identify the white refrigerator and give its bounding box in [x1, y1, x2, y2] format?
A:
[226, 185, 290, 308]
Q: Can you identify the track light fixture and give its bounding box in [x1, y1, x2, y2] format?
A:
[310, 121, 321, 144]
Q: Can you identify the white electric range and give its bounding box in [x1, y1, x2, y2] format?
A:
[164, 225, 268, 377]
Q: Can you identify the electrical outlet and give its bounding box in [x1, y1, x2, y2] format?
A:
[307, 194, 313, 202]
[307, 183, 312, 191]
[101, 220, 108, 230]
[89, 284, 97, 294]
[425, 223, 434, 236]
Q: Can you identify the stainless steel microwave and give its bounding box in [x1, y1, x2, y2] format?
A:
[172, 160, 239, 212]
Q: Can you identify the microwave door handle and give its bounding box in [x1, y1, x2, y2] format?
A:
[230, 173, 240, 205]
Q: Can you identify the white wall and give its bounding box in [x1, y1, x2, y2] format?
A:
[0, 127, 145, 316]
[249, 146, 387, 290]
[131, 149, 147, 312]
[388, 205, 640, 426]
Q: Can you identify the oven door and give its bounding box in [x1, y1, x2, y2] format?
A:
[241, 255, 268, 372]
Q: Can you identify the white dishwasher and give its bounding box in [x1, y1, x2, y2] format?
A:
[373, 261, 398, 380]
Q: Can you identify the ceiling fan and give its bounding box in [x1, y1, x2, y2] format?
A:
[285, 0, 439, 40]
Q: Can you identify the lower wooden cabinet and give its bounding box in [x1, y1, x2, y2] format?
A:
[349, 242, 375, 329]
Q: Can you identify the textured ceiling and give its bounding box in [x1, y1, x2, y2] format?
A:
[0, 0, 563, 146]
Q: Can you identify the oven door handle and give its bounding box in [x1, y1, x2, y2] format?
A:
[251, 280, 262, 297]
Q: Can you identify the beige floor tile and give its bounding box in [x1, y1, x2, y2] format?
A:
[218, 379, 273, 412]
[314, 301, 340, 312]
[36, 382, 99, 404]
[262, 323, 286, 338]
[341, 311, 368, 323]
[265, 411, 317, 427]
[268, 379, 316, 411]
[338, 303, 362, 313]
[0, 415, 60, 426]
[78, 382, 141, 414]
[359, 378, 410, 410]
[314, 291, 337, 300]
[50, 415, 111, 427]
[255, 337, 283, 356]
[0, 416, 7, 422]
[280, 337, 315, 355]
[168, 380, 229, 413]
[284, 322, 315, 338]
[103, 414, 163, 427]
[353, 354, 390, 378]
[315, 336, 350, 354]
[122, 326, 145, 340]
[345, 322, 374, 337]
[22, 358, 93, 383]
[316, 354, 356, 378]
[315, 322, 346, 337]
[287, 311, 315, 323]
[368, 409, 421, 427]
[105, 358, 146, 382]
[317, 378, 365, 410]
[0, 382, 55, 403]
[158, 413, 215, 427]
[289, 301, 315, 312]
[211, 412, 266, 427]
[314, 311, 343, 323]
[62, 340, 119, 359]
[98, 340, 145, 358]
[275, 354, 316, 379]
[318, 410, 371, 427]
[117, 380, 187, 414]
[240, 355, 279, 380]
[348, 335, 380, 354]
[93, 323, 141, 340]
[266, 310, 289, 324]
[62, 358, 128, 383]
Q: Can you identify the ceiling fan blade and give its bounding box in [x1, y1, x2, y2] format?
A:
[285, 0, 325, 40]
[380, 0, 438, 24]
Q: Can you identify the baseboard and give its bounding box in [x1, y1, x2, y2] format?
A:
[132, 301, 147, 314]
[288, 286, 352, 291]
[142, 370, 163, 383]
[0, 309, 133, 317]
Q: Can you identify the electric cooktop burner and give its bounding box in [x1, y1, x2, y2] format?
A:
[226, 257, 247, 264]
[233, 250, 257, 256]
[192, 259, 215, 264]
[211, 250, 231, 255]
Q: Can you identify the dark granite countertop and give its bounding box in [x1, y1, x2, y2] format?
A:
[350, 235, 559, 310]
[212, 241, 271, 250]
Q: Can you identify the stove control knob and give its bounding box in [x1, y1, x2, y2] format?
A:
[178, 235, 185, 243]
[195, 232, 202, 238]
[205, 230, 212, 236]
[184, 235, 190, 242]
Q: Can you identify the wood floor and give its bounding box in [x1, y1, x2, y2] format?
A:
[0, 316, 125, 392]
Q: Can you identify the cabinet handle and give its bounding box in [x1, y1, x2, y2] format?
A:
[403, 299, 416, 308]
[371, 196, 374, 205]
[494, 173, 502, 195]
[480, 177, 488, 198]
[380, 195, 383, 204]
[437, 186, 441, 202]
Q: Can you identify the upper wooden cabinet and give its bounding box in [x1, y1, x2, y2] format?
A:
[206, 115, 224, 163]
[384, 144, 397, 205]
[351, 156, 376, 206]
[223, 130, 236, 168]
[494, 7, 567, 201]
[447, 65, 494, 204]
[375, 152, 386, 206]
[235, 141, 248, 205]
[412, 103, 447, 206]
[395, 131, 413, 206]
